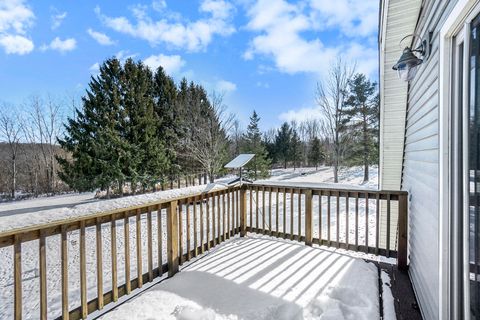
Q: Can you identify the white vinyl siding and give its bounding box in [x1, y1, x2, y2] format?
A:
[402, 1, 459, 319]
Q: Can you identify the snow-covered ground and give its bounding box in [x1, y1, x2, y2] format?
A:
[262, 165, 378, 189]
[100, 235, 393, 320]
[0, 192, 97, 217]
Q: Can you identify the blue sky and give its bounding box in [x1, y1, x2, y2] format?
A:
[0, 0, 379, 130]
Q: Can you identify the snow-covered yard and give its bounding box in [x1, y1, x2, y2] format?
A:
[100, 235, 393, 320]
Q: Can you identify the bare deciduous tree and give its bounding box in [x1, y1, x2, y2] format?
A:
[0, 104, 23, 198]
[30, 95, 64, 195]
[184, 91, 234, 183]
[316, 58, 355, 182]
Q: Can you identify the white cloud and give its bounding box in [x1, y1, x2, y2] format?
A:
[95, 0, 235, 52]
[309, 0, 378, 37]
[89, 62, 100, 73]
[279, 106, 323, 123]
[143, 54, 185, 75]
[41, 37, 77, 53]
[152, 0, 167, 12]
[0, 0, 35, 54]
[115, 50, 138, 63]
[216, 79, 237, 93]
[0, 34, 33, 54]
[51, 9, 67, 30]
[243, 0, 378, 77]
[256, 81, 269, 88]
[87, 28, 115, 45]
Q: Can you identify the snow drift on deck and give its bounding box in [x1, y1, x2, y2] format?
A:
[101, 235, 387, 320]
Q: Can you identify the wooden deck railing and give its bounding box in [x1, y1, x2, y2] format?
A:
[0, 184, 407, 320]
[243, 184, 408, 269]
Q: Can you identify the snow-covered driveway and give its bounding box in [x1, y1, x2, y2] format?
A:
[101, 235, 392, 320]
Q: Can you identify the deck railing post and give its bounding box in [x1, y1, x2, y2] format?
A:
[397, 193, 408, 270]
[167, 200, 179, 277]
[240, 186, 247, 237]
[305, 190, 313, 246]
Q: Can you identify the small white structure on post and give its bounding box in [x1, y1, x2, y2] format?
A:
[224, 154, 255, 185]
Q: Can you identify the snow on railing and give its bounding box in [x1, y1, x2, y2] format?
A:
[0, 184, 407, 320]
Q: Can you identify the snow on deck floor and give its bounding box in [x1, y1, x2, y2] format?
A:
[101, 235, 390, 320]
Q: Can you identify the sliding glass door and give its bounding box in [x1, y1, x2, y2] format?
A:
[470, 14, 480, 320]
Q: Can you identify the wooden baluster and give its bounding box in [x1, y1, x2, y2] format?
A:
[14, 234, 22, 320]
[365, 193, 369, 252]
[336, 192, 340, 248]
[125, 212, 131, 294]
[96, 218, 103, 309]
[375, 194, 380, 255]
[157, 205, 163, 275]
[222, 191, 226, 240]
[355, 193, 359, 251]
[212, 194, 216, 246]
[290, 188, 294, 240]
[179, 201, 184, 264]
[194, 198, 198, 257]
[61, 226, 69, 320]
[249, 188, 253, 234]
[206, 195, 210, 250]
[269, 188, 272, 235]
[233, 190, 237, 233]
[136, 209, 143, 288]
[283, 189, 287, 238]
[319, 192, 322, 243]
[217, 193, 221, 243]
[228, 191, 232, 237]
[80, 221, 88, 319]
[237, 190, 240, 233]
[256, 187, 259, 230]
[111, 214, 118, 301]
[240, 187, 247, 237]
[298, 189, 302, 239]
[262, 187, 266, 233]
[186, 202, 191, 261]
[397, 193, 408, 270]
[167, 201, 179, 277]
[275, 188, 279, 236]
[327, 191, 331, 246]
[386, 193, 391, 257]
[39, 231, 47, 320]
[147, 208, 153, 281]
[346, 193, 350, 250]
[305, 190, 313, 246]
[200, 195, 205, 254]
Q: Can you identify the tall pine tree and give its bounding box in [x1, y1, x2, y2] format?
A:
[242, 111, 271, 179]
[275, 122, 292, 169]
[344, 73, 379, 182]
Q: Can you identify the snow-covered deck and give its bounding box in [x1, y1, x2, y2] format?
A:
[100, 235, 393, 320]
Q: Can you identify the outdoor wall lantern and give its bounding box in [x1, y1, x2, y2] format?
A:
[392, 33, 432, 82]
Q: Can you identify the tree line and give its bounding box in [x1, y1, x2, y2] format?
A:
[0, 57, 378, 199]
[237, 60, 379, 183]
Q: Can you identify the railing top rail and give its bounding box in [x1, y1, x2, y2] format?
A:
[0, 184, 241, 241]
[247, 182, 408, 196]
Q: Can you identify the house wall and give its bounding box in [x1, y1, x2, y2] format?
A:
[403, 1, 459, 319]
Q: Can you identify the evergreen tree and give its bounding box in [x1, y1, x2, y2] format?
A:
[57, 58, 126, 196]
[290, 128, 301, 170]
[123, 59, 168, 192]
[344, 73, 379, 182]
[275, 122, 292, 169]
[242, 111, 271, 179]
[153, 68, 180, 181]
[308, 137, 324, 170]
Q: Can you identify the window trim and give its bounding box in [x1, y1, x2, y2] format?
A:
[440, 1, 480, 319]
